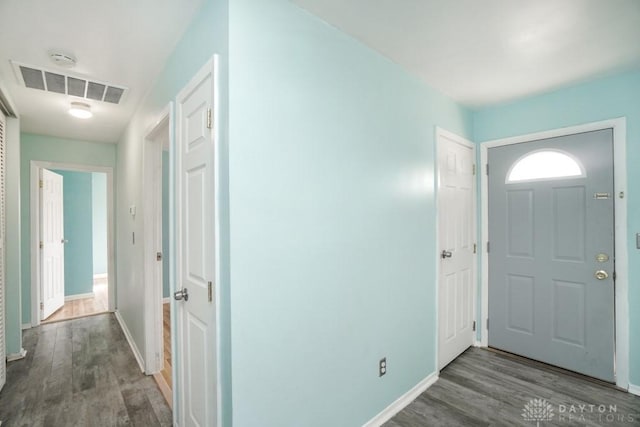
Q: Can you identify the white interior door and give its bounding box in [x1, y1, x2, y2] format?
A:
[176, 58, 218, 427]
[40, 169, 65, 320]
[437, 131, 476, 370]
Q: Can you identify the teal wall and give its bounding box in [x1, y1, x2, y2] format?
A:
[52, 170, 94, 296]
[162, 151, 170, 299]
[473, 69, 640, 387]
[228, 1, 471, 425]
[92, 172, 108, 275]
[20, 133, 116, 324]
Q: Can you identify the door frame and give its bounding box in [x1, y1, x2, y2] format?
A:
[175, 55, 222, 425]
[434, 127, 478, 370]
[30, 161, 116, 326]
[142, 103, 173, 376]
[479, 117, 629, 389]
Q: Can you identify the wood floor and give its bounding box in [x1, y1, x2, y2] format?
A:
[160, 302, 171, 388]
[42, 276, 109, 324]
[0, 313, 172, 426]
[386, 347, 640, 426]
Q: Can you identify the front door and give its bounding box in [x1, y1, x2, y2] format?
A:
[488, 129, 615, 382]
[41, 168, 65, 320]
[437, 132, 475, 369]
[175, 58, 218, 427]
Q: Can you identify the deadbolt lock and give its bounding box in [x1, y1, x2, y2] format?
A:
[595, 253, 609, 263]
[594, 270, 609, 280]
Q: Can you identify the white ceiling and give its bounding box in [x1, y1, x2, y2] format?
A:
[292, 0, 640, 107]
[2, 1, 638, 142]
[0, 0, 203, 143]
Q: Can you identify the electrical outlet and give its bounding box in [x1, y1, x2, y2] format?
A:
[379, 357, 387, 377]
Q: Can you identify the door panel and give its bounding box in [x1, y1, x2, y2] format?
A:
[41, 169, 65, 320]
[506, 190, 533, 257]
[177, 59, 217, 427]
[488, 129, 615, 382]
[438, 133, 475, 370]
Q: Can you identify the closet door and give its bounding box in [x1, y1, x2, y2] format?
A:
[0, 109, 6, 390]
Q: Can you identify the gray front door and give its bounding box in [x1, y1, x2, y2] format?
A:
[488, 129, 615, 382]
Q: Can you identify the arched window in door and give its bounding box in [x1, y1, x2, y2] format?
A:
[506, 149, 585, 183]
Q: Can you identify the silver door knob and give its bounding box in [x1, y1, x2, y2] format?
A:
[595, 270, 608, 280]
[441, 250, 452, 259]
[174, 288, 189, 301]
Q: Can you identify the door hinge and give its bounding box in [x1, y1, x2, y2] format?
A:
[613, 271, 617, 281]
[486, 241, 490, 253]
[39, 241, 43, 249]
[156, 252, 162, 261]
[472, 321, 476, 332]
[486, 318, 490, 330]
[39, 179, 43, 189]
[207, 108, 212, 129]
[473, 243, 477, 254]
[472, 164, 476, 175]
[486, 164, 489, 175]
[208, 281, 213, 302]
[40, 302, 44, 310]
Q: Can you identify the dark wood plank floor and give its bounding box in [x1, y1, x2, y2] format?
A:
[0, 313, 172, 426]
[386, 348, 640, 427]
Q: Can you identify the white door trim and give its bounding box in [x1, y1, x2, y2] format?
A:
[30, 161, 116, 326]
[434, 127, 478, 370]
[479, 117, 628, 389]
[142, 103, 173, 375]
[175, 55, 222, 426]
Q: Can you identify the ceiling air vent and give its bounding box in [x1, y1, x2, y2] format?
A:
[11, 61, 127, 105]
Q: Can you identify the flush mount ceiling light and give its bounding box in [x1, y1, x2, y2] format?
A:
[68, 102, 92, 119]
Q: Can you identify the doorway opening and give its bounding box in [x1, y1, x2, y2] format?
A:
[142, 104, 173, 408]
[480, 118, 629, 390]
[40, 169, 109, 323]
[30, 162, 115, 327]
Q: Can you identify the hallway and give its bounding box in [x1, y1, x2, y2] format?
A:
[0, 314, 171, 426]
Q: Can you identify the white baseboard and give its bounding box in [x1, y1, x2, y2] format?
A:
[21, 323, 32, 330]
[474, 340, 484, 347]
[65, 292, 94, 301]
[162, 297, 171, 304]
[363, 371, 439, 427]
[628, 383, 640, 396]
[115, 310, 145, 373]
[7, 348, 27, 362]
[93, 273, 108, 279]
